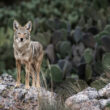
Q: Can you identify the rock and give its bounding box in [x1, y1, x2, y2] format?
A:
[65, 87, 98, 105]
[65, 87, 100, 110]
[98, 83, 110, 97]
[0, 84, 7, 94]
[80, 99, 101, 110]
[104, 107, 110, 110]
[0, 73, 56, 110]
[65, 98, 101, 110]
[65, 83, 110, 110]
[99, 99, 110, 109]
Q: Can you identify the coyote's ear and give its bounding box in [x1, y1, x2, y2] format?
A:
[13, 20, 20, 30]
[25, 21, 32, 32]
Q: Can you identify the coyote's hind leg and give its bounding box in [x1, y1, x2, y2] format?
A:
[35, 53, 43, 88]
[31, 65, 36, 87]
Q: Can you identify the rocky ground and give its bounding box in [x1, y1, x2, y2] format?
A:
[1, 73, 110, 110]
[65, 84, 110, 110]
[0, 73, 56, 110]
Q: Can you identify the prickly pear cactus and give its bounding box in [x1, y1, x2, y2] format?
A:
[47, 64, 63, 83]
[85, 64, 92, 81]
[84, 48, 93, 64]
[95, 25, 110, 45]
[59, 41, 72, 58]
[102, 53, 110, 72]
[35, 32, 51, 48]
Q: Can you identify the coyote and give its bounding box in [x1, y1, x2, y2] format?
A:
[13, 20, 43, 89]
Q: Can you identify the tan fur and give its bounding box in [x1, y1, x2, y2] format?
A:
[13, 20, 43, 89]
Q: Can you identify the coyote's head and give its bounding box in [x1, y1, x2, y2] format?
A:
[13, 20, 32, 47]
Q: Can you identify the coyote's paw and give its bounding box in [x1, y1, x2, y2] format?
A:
[25, 85, 30, 89]
[15, 83, 20, 87]
[32, 83, 36, 87]
[36, 83, 40, 88]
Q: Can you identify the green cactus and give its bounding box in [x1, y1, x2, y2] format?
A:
[83, 48, 93, 64]
[95, 30, 110, 45]
[83, 48, 93, 81]
[93, 61, 103, 75]
[47, 64, 63, 83]
[58, 41, 72, 58]
[68, 11, 79, 24]
[46, 19, 67, 31]
[85, 64, 92, 81]
[95, 24, 110, 45]
[104, 24, 110, 32]
[102, 53, 110, 72]
[35, 31, 51, 48]
[52, 29, 68, 47]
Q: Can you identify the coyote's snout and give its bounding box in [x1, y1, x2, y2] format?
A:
[13, 20, 43, 89]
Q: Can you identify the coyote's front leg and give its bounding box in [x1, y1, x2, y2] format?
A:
[25, 62, 31, 89]
[36, 62, 41, 88]
[16, 60, 21, 87]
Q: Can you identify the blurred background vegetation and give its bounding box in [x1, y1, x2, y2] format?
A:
[1, 0, 110, 99]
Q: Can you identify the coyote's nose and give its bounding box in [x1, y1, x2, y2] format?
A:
[20, 38, 23, 42]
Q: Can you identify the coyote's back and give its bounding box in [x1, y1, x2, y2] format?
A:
[13, 20, 43, 89]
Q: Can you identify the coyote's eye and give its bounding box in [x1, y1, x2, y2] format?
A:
[24, 33, 27, 35]
[18, 32, 20, 35]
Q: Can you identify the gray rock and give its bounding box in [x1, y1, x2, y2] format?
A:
[0, 73, 56, 110]
[99, 99, 110, 109]
[80, 99, 101, 110]
[65, 98, 101, 110]
[81, 87, 99, 99]
[0, 84, 7, 93]
[65, 87, 99, 106]
[65, 84, 110, 110]
[98, 83, 110, 97]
